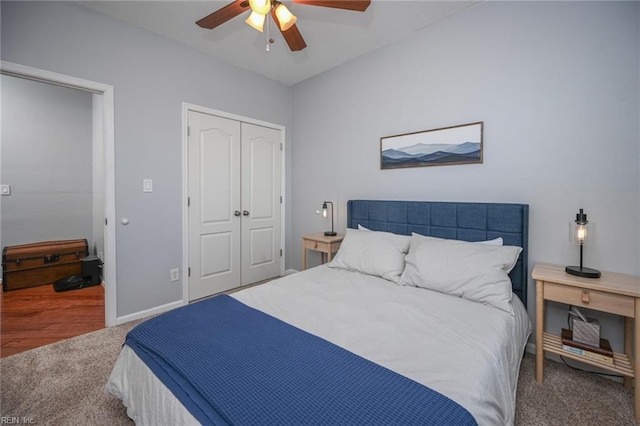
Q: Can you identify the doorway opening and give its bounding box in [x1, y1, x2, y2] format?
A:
[0, 61, 116, 349]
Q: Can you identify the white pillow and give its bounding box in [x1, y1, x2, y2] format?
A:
[399, 234, 521, 313]
[329, 228, 411, 283]
[477, 237, 503, 246]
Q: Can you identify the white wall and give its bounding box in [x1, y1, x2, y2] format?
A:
[1, 1, 293, 318]
[1, 74, 94, 248]
[291, 1, 639, 350]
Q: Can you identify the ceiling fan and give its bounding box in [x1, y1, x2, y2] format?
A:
[196, 0, 371, 52]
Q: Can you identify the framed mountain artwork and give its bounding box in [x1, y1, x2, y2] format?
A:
[380, 121, 483, 169]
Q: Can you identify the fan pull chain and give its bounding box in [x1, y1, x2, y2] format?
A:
[265, 6, 275, 51]
[266, 10, 271, 51]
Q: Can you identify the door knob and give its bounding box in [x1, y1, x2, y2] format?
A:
[243, 210, 250, 216]
[234, 211, 241, 217]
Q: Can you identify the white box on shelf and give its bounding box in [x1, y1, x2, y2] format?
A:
[572, 317, 600, 347]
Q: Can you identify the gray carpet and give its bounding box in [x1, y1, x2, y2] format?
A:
[1, 322, 636, 425]
[515, 355, 636, 425]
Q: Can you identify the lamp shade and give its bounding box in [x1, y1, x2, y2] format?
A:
[274, 3, 297, 31]
[249, 0, 271, 15]
[572, 222, 589, 244]
[245, 11, 266, 32]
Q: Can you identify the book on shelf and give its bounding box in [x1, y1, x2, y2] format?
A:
[561, 328, 613, 356]
[561, 344, 614, 364]
[561, 328, 614, 364]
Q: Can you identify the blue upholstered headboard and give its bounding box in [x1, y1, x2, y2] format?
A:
[347, 200, 529, 306]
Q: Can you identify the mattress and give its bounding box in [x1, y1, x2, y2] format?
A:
[106, 264, 532, 425]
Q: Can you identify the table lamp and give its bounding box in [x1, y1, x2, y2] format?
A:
[322, 201, 336, 236]
[565, 208, 601, 278]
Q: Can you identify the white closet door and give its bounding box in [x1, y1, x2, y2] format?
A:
[240, 123, 282, 285]
[188, 111, 241, 301]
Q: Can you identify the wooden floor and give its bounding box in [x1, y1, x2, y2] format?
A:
[0, 284, 104, 358]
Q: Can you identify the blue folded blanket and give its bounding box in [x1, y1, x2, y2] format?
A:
[126, 294, 477, 425]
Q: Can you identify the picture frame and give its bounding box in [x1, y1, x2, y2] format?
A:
[380, 121, 483, 169]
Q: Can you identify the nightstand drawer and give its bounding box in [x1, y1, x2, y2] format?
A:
[304, 239, 332, 252]
[544, 282, 635, 317]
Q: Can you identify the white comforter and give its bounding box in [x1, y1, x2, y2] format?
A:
[106, 265, 532, 425]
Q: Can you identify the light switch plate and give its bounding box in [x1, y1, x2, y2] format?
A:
[143, 179, 153, 193]
[1, 184, 10, 195]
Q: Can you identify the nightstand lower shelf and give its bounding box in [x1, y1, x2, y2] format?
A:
[543, 332, 634, 377]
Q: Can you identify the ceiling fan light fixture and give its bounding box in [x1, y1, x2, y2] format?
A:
[249, 0, 271, 15]
[196, 0, 371, 52]
[245, 10, 266, 32]
[274, 3, 296, 31]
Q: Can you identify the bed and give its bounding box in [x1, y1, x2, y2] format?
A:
[106, 200, 532, 425]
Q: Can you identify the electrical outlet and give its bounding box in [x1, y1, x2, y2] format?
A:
[170, 268, 180, 282]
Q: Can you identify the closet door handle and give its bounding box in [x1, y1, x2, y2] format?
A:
[243, 210, 250, 216]
[234, 210, 241, 217]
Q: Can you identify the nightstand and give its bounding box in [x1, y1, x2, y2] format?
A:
[301, 233, 344, 270]
[532, 263, 640, 421]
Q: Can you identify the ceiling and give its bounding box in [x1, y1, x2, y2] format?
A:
[80, 1, 480, 86]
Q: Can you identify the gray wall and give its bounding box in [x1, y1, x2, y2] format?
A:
[1, 74, 93, 249]
[1, 1, 293, 317]
[2, 1, 638, 354]
[291, 1, 639, 350]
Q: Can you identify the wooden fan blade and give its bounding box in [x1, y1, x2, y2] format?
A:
[271, 12, 307, 51]
[196, 0, 249, 29]
[280, 24, 308, 51]
[292, 0, 370, 12]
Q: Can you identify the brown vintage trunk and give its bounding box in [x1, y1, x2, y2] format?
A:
[2, 239, 89, 291]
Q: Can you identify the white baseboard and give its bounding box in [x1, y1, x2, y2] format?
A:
[116, 299, 185, 325]
[284, 269, 298, 275]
